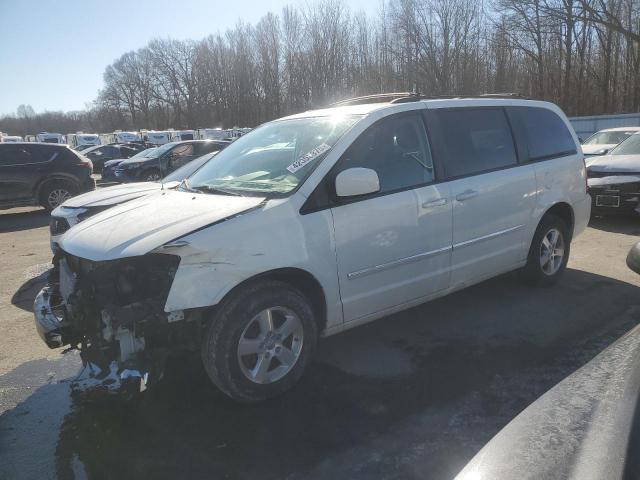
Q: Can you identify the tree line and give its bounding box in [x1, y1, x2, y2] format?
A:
[3, 0, 640, 137]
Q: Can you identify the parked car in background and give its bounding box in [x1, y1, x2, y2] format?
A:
[141, 130, 172, 145]
[1, 135, 23, 142]
[0, 143, 94, 211]
[66, 133, 100, 149]
[101, 147, 158, 182]
[35, 132, 65, 144]
[82, 143, 141, 173]
[114, 139, 229, 182]
[581, 126, 640, 157]
[35, 95, 590, 402]
[74, 144, 96, 152]
[587, 133, 640, 216]
[49, 150, 219, 252]
[168, 130, 195, 141]
[99, 131, 141, 145]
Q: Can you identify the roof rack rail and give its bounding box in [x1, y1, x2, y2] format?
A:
[329, 92, 414, 107]
[329, 92, 531, 107]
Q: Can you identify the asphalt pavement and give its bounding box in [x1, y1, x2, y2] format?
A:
[1, 206, 639, 480]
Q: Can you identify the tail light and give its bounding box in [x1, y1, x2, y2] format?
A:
[76, 154, 93, 171]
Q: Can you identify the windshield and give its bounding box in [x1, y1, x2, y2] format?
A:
[82, 145, 102, 154]
[186, 115, 361, 196]
[584, 130, 636, 145]
[162, 152, 216, 182]
[130, 147, 158, 159]
[610, 134, 640, 155]
[144, 141, 179, 157]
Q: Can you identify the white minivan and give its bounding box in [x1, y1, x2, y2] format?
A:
[35, 95, 591, 402]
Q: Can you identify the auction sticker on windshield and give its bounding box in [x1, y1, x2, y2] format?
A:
[287, 143, 331, 173]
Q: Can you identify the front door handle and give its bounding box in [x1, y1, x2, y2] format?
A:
[422, 198, 448, 208]
[455, 189, 479, 202]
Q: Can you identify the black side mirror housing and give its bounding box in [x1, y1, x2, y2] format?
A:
[626, 241, 640, 275]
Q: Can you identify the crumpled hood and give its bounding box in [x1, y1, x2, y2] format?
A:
[60, 189, 265, 261]
[60, 182, 162, 208]
[586, 154, 640, 172]
[582, 143, 616, 155]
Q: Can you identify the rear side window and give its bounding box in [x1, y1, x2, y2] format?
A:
[509, 107, 576, 161]
[0, 145, 56, 165]
[434, 108, 517, 178]
[198, 142, 224, 154]
[0, 146, 33, 165]
[119, 146, 138, 158]
[171, 143, 195, 157]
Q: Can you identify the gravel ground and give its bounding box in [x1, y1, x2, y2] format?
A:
[0, 206, 639, 480]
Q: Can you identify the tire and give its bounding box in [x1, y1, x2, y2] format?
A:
[39, 180, 76, 212]
[201, 280, 318, 403]
[522, 214, 571, 286]
[140, 169, 161, 181]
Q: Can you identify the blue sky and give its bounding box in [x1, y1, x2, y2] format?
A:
[0, 0, 373, 116]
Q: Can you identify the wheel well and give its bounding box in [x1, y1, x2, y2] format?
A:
[35, 176, 79, 201]
[225, 268, 328, 332]
[544, 202, 575, 239]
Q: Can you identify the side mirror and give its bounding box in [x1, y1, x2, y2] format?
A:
[627, 241, 640, 275]
[578, 137, 584, 144]
[335, 167, 380, 198]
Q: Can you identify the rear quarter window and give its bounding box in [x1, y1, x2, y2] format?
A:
[509, 107, 576, 161]
[0, 145, 57, 165]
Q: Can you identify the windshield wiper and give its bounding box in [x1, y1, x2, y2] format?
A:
[190, 185, 244, 196]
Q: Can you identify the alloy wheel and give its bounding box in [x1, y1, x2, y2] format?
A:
[539, 228, 565, 275]
[47, 189, 71, 209]
[237, 306, 304, 384]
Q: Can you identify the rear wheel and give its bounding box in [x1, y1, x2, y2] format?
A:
[522, 214, 570, 286]
[201, 280, 318, 403]
[39, 180, 76, 212]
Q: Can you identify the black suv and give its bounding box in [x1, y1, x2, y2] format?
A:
[0, 143, 95, 211]
[82, 144, 142, 173]
[114, 140, 230, 182]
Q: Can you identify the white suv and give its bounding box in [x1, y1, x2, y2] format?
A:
[35, 95, 591, 402]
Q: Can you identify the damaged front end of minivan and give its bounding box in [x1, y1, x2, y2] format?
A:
[34, 250, 204, 392]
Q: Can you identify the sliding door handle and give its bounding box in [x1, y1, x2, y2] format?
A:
[421, 198, 448, 208]
[455, 189, 479, 202]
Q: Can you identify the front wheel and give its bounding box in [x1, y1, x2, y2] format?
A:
[39, 180, 76, 212]
[201, 280, 318, 403]
[522, 214, 570, 286]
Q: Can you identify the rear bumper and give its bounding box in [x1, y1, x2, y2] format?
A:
[588, 187, 640, 216]
[33, 287, 66, 348]
[81, 176, 96, 193]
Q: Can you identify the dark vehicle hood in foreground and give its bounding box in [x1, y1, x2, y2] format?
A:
[455, 324, 640, 480]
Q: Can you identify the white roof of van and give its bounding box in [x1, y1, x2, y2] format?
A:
[281, 98, 560, 121]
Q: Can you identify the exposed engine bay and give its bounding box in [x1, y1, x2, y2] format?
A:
[35, 250, 204, 391]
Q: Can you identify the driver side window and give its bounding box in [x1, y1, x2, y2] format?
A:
[337, 112, 434, 194]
